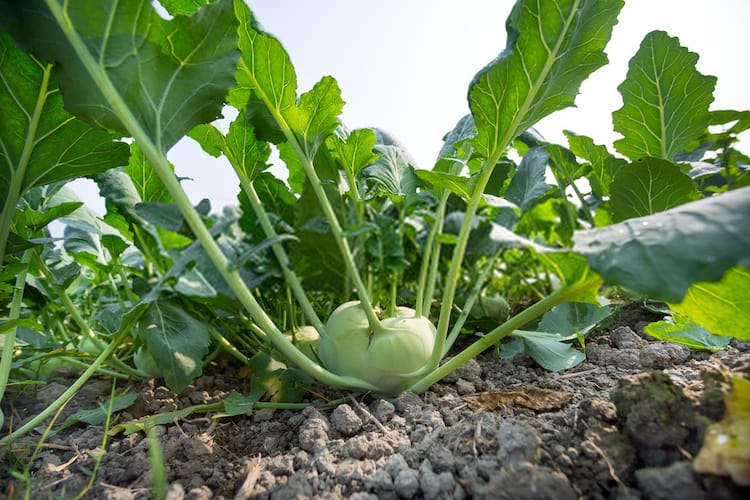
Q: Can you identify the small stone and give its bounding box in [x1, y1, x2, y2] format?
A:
[635, 461, 708, 500]
[331, 404, 363, 436]
[270, 472, 313, 500]
[298, 409, 330, 454]
[455, 378, 475, 395]
[611, 326, 647, 349]
[394, 468, 420, 498]
[639, 343, 691, 368]
[165, 483, 185, 500]
[371, 399, 396, 422]
[497, 420, 541, 465]
[253, 407, 275, 422]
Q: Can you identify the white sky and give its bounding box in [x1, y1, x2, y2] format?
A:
[72, 0, 750, 211]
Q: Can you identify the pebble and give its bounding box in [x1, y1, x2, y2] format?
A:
[331, 403, 363, 436]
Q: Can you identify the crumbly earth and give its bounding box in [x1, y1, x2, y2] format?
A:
[2, 306, 749, 499]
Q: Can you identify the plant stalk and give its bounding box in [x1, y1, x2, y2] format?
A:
[409, 276, 597, 394]
[43, 1, 378, 393]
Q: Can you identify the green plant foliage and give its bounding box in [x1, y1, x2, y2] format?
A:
[132, 299, 211, 393]
[469, 0, 623, 159]
[643, 314, 732, 352]
[609, 157, 700, 222]
[613, 30, 717, 161]
[669, 267, 750, 340]
[0, 0, 240, 152]
[574, 187, 750, 303]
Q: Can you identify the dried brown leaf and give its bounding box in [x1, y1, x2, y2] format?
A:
[463, 388, 574, 412]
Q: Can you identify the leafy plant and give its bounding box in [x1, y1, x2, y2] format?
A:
[0, 0, 748, 441]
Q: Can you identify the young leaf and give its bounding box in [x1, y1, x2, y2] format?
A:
[328, 128, 380, 181]
[0, 0, 240, 152]
[574, 187, 750, 302]
[505, 147, 552, 212]
[609, 157, 700, 222]
[506, 330, 585, 372]
[469, 0, 623, 159]
[669, 266, 750, 340]
[643, 314, 732, 352]
[363, 145, 420, 205]
[126, 142, 172, 204]
[613, 31, 717, 161]
[231, 3, 344, 159]
[564, 131, 627, 198]
[133, 299, 211, 393]
[538, 302, 613, 337]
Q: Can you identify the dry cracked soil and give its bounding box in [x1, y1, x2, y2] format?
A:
[2, 305, 750, 499]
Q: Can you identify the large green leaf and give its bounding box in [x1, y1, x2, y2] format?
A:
[0, 0, 239, 152]
[574, 187, 750, 302]
[230, 2, 343, 160]
[669, 267, 750, 340]
[609, 157, 700, 222]
[469, 0, 623, 159]
[613, 31, 717, 161]
[0, 32, 128, 262]
[133, 299, 210, 393]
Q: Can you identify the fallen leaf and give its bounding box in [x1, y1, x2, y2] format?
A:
[693, 377, 750, 486]
[463, 388, 574, 412]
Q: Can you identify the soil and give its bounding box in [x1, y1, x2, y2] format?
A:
[2, 305, 750, 499]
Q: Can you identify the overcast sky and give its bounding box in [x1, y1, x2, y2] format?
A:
[72, 0, 750, 211]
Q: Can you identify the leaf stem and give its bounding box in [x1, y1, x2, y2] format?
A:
[43, 1, 379, 393]
[409, 275, 598, 394]
[236, 168, 324, 333]
[0, 251, 32, 430]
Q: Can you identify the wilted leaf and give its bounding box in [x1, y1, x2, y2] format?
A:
[463, 389, 574, 412]
[693, 377, 750, 486]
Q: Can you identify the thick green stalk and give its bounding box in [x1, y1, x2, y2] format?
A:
[416, 189, 450, 317]
[409, 277, 597, 394]
[0, 63, 53, 266]
[429, 154, 503, 369]
[42, 0, 377, 393]
[0, 251, 32, 430]
[283, 136, 384, 332]
[236, 172, 324, 333]
[443, 249, 502, 355]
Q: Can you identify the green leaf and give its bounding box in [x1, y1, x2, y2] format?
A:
[133, 299, 211, 393]
[564, 131, 626, 197]
[669, 267, 750, 340]
[0, 31, 129, 262]
[125, 142, 172, 204]
[190, 113, 272, 183]
[644, 314, 732, 352]
[61, 391, 138, 430]
[508, 330, 585, 372]
[232, 3, 346, 161]
[505, 147, 552, 212]
[574, 187, 750, 302]
[469, 0, 623, 159]
[328, 128, 380, 181]
[538, 252, 603, 305]
[0, 0, 240, 152]
[289, 76, 345, 158]
[609, 157, 700, 222]
[222, 390, 264, 417]
[414, 170, 473, 200]
[538, 302, 612, 337]
[364, 145, 420, 205]
[613, 31, 717, 161]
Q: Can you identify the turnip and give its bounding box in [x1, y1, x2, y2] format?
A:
[318, 301, 436, 396]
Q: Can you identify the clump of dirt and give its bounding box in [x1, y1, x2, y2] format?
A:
[2, 311, 750, 499]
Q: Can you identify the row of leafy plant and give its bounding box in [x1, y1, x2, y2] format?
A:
[1, 0, 749, 445]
